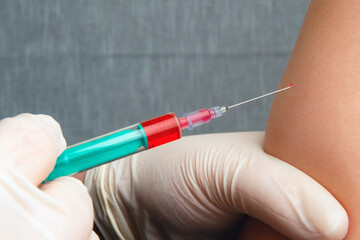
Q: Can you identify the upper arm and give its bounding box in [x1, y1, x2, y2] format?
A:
[239, 1, 360, 239]
[265, 0, 360, 238]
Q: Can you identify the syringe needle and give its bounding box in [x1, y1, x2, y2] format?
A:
[226, 84, 293, 110]
[177, 84, 293, 131]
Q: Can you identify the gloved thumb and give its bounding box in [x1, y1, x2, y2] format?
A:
[225, 132, 348, 240]
[0, 113, 67, 186]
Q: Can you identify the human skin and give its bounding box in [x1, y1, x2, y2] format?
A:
[239, 0, 360, 239]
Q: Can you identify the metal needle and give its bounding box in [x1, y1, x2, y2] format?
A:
[226, 84, 293, 110]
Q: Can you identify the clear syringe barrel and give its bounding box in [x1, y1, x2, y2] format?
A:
[45, 113, 183, 182]
[45, 107, 223, 182]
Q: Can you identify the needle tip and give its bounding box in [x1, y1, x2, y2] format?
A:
[289, 83, 294, 87]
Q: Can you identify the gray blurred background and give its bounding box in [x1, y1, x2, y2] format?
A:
[0, 0, 310, 144]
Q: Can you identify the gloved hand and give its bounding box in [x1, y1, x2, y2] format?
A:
[0, 114, 98, 240]
[85, 132, 348, 240]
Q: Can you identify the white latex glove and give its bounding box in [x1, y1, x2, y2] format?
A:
[85, 132, 348, 240]
[0, 114, 98, 240]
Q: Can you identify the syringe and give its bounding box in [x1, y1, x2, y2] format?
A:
[45, 84, 293, 182]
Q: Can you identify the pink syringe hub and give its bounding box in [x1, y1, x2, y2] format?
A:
[178, 106, 226, 130]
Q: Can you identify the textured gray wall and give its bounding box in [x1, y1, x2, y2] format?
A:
[0, 0, 310, 144]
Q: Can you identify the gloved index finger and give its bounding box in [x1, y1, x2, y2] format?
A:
[0, 114, 67, 186]
[226, 132, 348, 240]
[40, 177, 95, 239]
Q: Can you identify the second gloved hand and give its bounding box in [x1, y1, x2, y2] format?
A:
[0, 114, 98, 240]
[85, 132, 348, 240]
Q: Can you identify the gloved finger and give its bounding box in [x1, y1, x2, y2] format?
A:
[40, 177, 94, 240]
[225, 132, 348, 239]
[0, 113, 66, 185]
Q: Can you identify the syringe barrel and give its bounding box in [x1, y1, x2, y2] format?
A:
[45, 113, 183, 182]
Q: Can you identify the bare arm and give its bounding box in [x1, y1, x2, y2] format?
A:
[241, 0, 360, 239]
